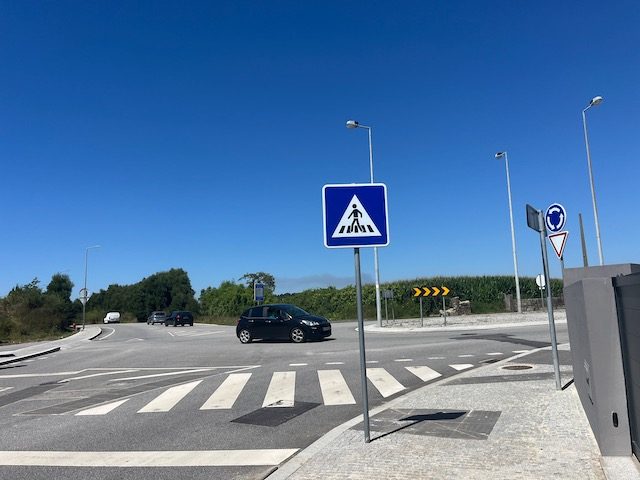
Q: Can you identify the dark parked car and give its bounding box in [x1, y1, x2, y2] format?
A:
[147, 311, 167, 325]
[236, 304, 331, 344]
[164, 311, 194, 327]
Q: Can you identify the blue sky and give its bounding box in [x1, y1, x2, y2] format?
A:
[1, 1, 639, 298]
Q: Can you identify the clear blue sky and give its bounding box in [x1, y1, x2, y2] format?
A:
[1, 1, 639, 298]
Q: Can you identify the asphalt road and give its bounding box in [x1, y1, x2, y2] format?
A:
[0, 320, 569, 480]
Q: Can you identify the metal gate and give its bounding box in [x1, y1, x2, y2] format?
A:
[615, 272, 640, 459]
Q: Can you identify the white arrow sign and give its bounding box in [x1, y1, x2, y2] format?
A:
[548, 231, 569, 259]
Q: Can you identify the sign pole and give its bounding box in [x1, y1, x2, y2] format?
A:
[442, 296, 447, 326]
[354, 247, 371, 443]
[419, 297, 423, 327]
[538, 210, 562, 390]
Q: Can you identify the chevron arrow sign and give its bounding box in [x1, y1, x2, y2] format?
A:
[412, 286, 450, 297]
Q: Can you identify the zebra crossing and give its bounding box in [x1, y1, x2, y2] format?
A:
[71, 362, 474, 417]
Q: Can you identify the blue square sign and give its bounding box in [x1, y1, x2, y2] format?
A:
[322, 183, 389, 248]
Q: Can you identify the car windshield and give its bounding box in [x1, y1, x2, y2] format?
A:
[280, 305, 309, 317]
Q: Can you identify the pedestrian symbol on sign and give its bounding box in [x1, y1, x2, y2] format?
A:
[332, 195, 381, 238]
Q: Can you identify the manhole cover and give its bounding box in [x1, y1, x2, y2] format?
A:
[501, 365, 533, 371]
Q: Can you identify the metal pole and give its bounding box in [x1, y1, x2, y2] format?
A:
[419, 297, 423, 327]
[82, 245, 100, 330]
[503, 152, 522, 313]
[385, 297, 388, 323]
[367, 127, 383, 329]
[579, 212, 589, 267]
[83, 248, 89, 330]
[582, 108, 604, 265]
[354, 248, 371, 443]
[442, 296, 447, 326]
[538, 211, 562, 390]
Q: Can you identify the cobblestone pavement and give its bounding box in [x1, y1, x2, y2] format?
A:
[270, 312, 640, 480]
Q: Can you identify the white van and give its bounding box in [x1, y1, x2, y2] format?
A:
[103, 312, 121, 324]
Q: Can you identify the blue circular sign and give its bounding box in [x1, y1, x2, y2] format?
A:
[545, 203, 567, 233]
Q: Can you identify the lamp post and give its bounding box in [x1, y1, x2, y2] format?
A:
[582, 96, 604, 266]
[82, 245, 101, 330]
[495, 151, 522, 313]
[346, 119, 382, 328]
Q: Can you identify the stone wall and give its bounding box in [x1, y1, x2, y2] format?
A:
[504, 293, 564, 312]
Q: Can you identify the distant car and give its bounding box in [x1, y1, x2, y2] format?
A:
[147, 311, 167, 325]
[103, 312, 121, 324]
[164, 311, 194, 327]
[236, 304, 331, 344]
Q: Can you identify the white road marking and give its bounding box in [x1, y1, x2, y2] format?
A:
[263, 371, 295, 408]
[173, 331, 223, 337]
[458, 354, 474, 358]
[366, 360, 379, 364]
[289, 363, 308, 366]
[486, 352, 503, 356]
[200, 373, 252, 410]
[138, 380, 202, 413]
[318, 370, 356, 405]
[96, 328, 116, 341]
[366, 368, 405, 397]
[38, 357, 48, 360]
[0, 387, 14, 393]
[325, 362, 345, 365]
[428, 356, 445, 360]
[450, 364, 474, 371]
[0, 449, 299, 467]
[109, 368, 215, 382]
[75, 399, 129, 416]
[0, 371, 83, 379]
[59, 369, 139, 383]
[394, 359, 413, 362]
[405, 366, 442, 382]
[512, 350, 530, 353]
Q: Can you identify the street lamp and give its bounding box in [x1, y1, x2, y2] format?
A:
[495, 151, 522, 314]
[82, 245, 101, 330]
[582, 95, 604, 265]
[346, 119, 382, 328]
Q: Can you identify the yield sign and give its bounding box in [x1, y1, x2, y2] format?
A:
[548, 231, 569, 259]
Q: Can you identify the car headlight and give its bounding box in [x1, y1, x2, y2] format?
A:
[301, 320, 320, 326]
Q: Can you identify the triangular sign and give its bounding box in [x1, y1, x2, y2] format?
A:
[548, 231, 569, 259]
[332, 194, 382, 238]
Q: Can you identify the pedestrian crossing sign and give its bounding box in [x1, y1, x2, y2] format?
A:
[322, 183, 389, 248]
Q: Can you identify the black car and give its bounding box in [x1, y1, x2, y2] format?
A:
[147, 311, 167, 325]
[164, 311, 194, 327]
[236, 304, 331, 344]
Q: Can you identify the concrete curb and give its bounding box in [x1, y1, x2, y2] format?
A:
[364, 318, 568, 333]
[0, 326, 102, 366]
[0, 346, 61, 366]
[267, 343, 566, 480]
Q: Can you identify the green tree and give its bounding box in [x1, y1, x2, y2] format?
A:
[46, 274, 74, 301]
[239, 272, 276, 294]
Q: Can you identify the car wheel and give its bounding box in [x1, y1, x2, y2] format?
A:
[189, 322, 193, 326]
[238, 329, 252, 344]
[164, 322, 168, 327]
[290, 327, 306, 343]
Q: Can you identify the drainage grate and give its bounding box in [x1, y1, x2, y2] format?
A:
[501, 364, 533, 371]
[355, 408, 501, 440]
[480, 358, 500, 364]
[232, 401, 320, 427]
